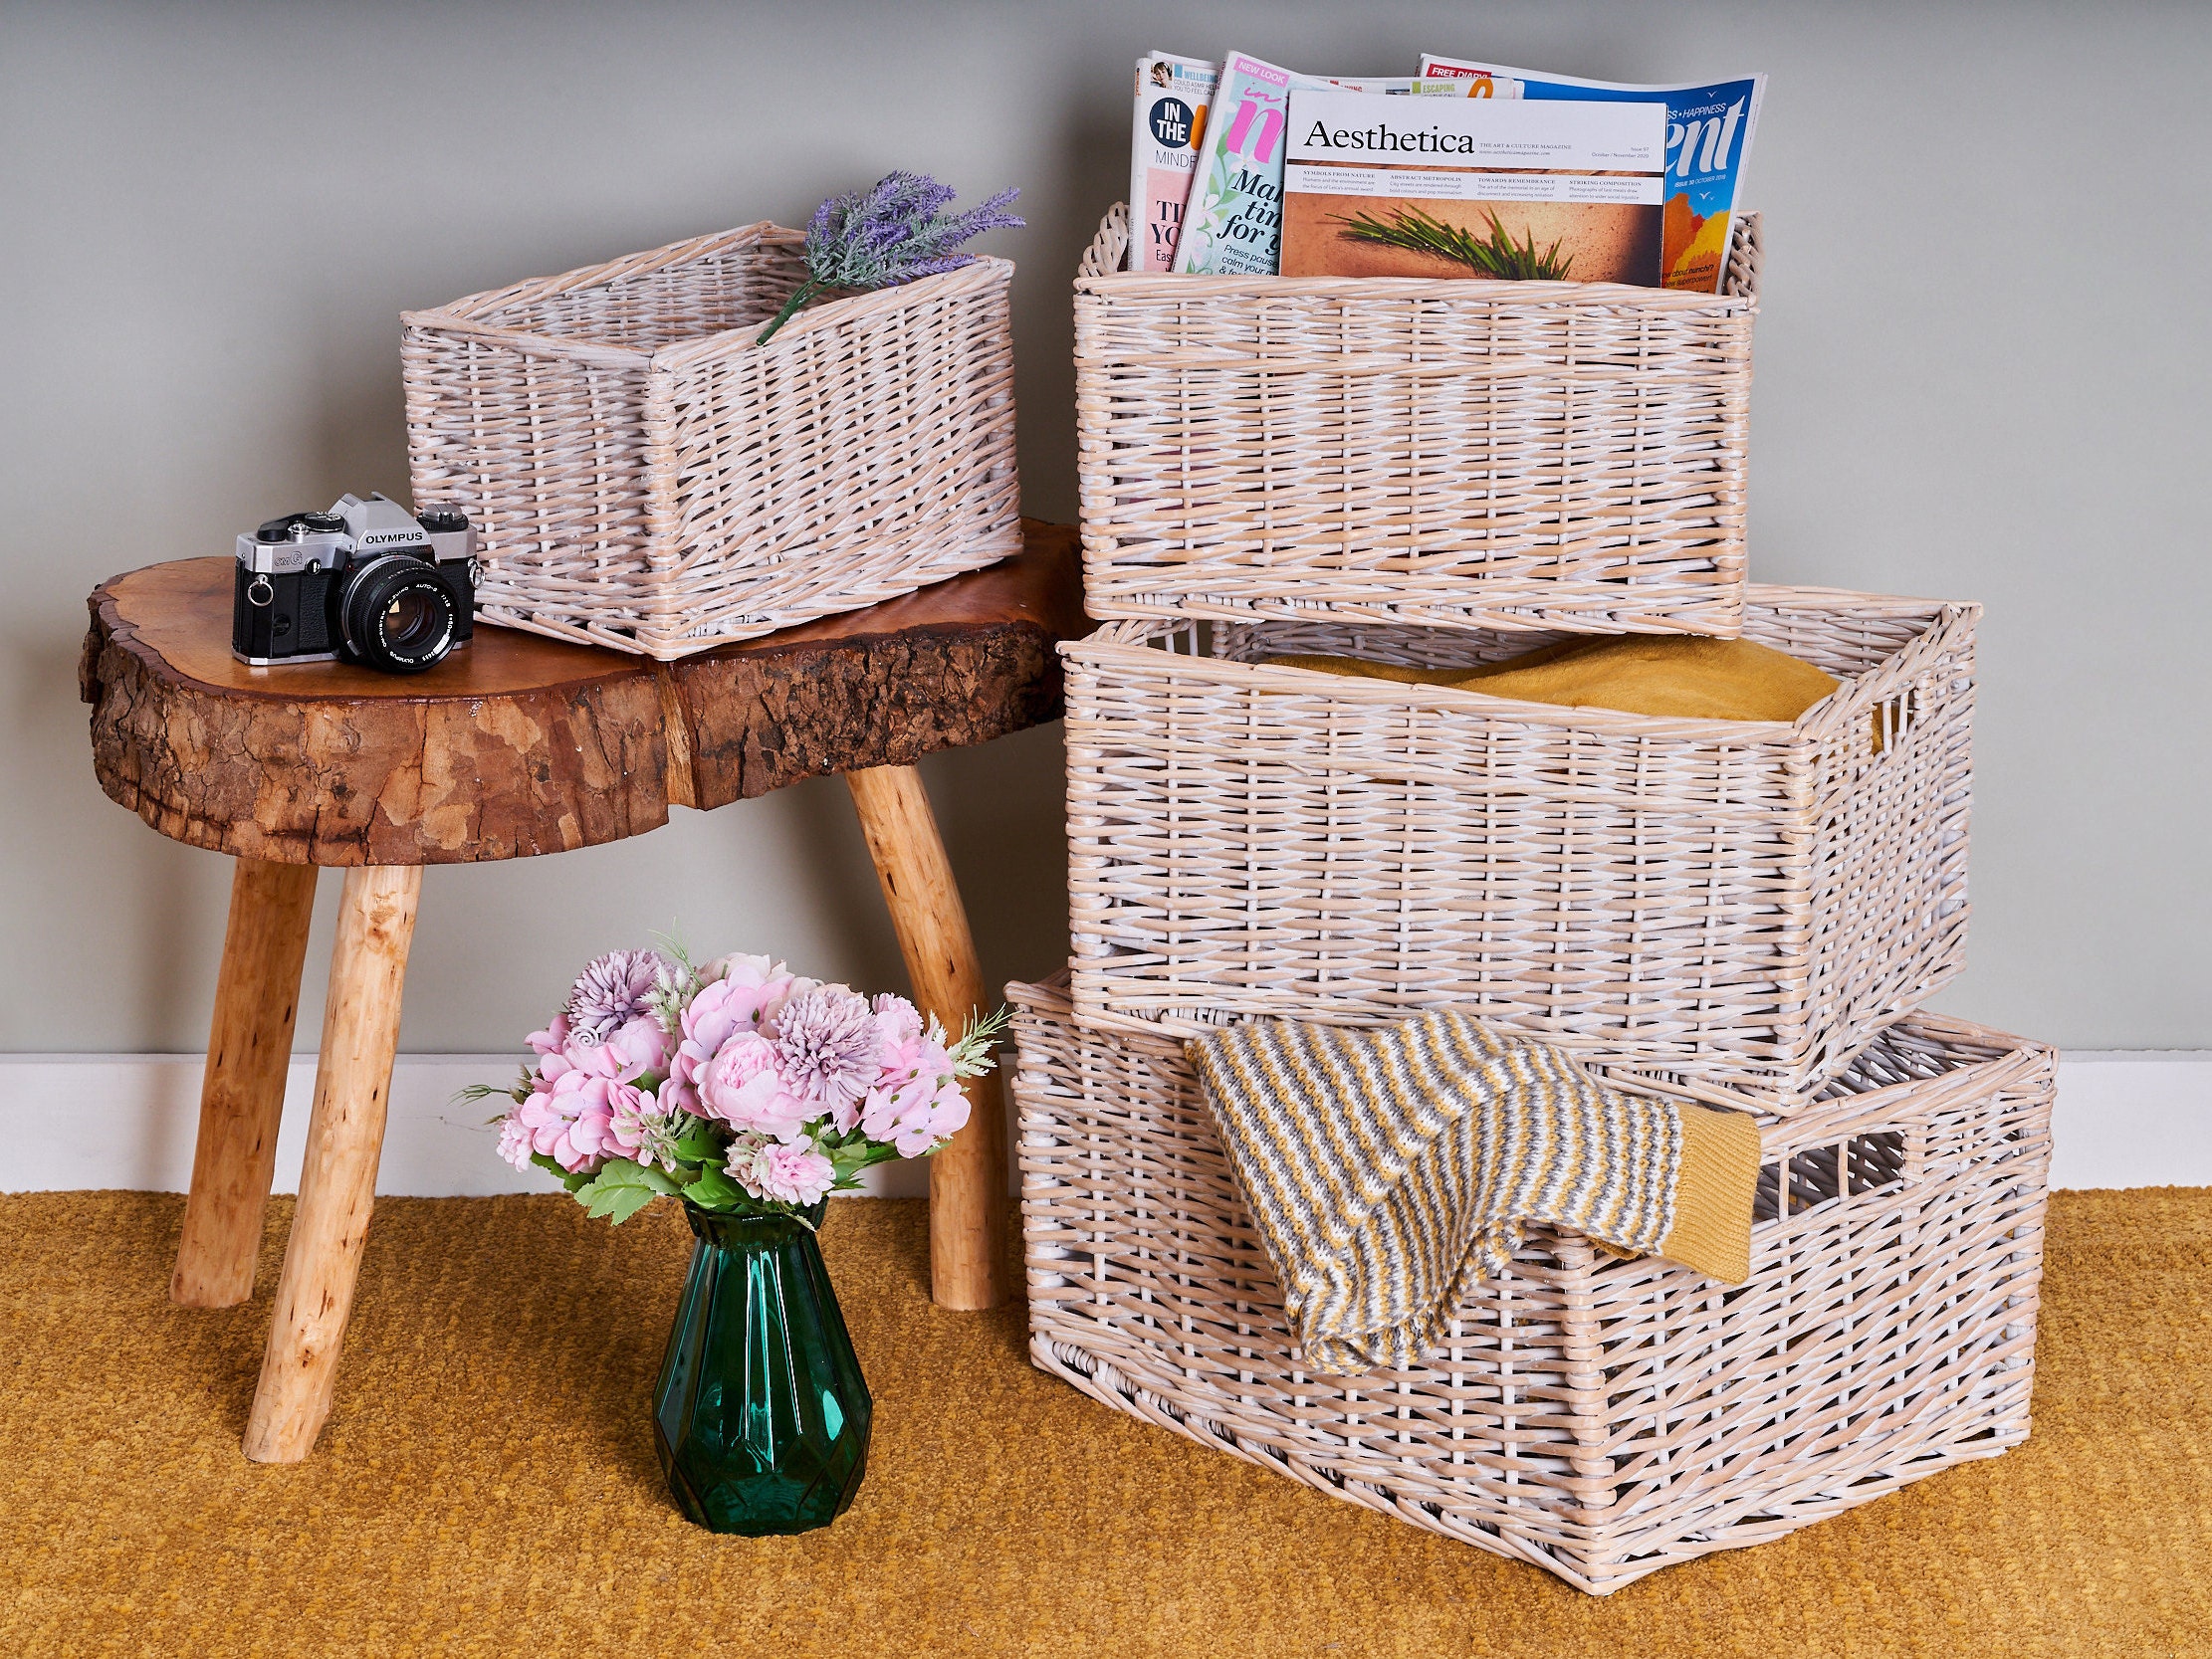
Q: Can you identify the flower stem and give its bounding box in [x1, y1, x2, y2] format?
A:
[755, 279, 827, 346]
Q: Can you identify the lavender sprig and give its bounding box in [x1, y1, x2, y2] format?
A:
[755, 172, 1022, 346]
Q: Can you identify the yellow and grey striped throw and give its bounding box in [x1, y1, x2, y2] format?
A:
[1187, 1010, 1762, 1374]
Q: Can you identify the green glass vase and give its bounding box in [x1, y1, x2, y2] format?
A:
[652, 1200, 872, 1535]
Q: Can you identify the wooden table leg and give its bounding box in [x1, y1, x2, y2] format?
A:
[243, 864, 421, 1463]
[844, 764, 1007, 1312]
[172, 859, 321, 1308]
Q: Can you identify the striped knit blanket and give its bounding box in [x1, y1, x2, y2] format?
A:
[1187, 1010, 1761, 1374]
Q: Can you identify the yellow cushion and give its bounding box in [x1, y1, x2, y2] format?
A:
[1266, 634, 1839, 725]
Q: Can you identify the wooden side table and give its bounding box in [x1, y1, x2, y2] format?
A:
[80, 520, 1085, 1462]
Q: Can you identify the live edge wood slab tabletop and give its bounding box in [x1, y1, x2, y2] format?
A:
[79, 518, 1087, 1464]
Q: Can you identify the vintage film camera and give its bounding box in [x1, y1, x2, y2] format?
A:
[233, 493, 477, 673]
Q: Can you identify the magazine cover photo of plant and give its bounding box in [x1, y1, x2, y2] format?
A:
[1278, 90, 1667, 285]
[1281, 194, 1661, 284]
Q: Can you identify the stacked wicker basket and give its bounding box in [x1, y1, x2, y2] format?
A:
[1005, 204, 2052, 1594]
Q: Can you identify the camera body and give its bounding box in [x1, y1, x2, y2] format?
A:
[233, 493, 477, 674]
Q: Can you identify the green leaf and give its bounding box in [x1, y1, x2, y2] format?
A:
[1331, 205, 1573, 282]
[828, 1141, 899, 1183]
[682, 1164, 746, 1210]
[950, 1004, 1012, 1078]
[570, 1157, 674, 1224]
[585, 1183, 657, 1225]
[530, 1152, 594, 1194]
[669, 1124, 724, 1164]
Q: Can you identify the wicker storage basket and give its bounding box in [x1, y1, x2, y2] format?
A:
[1063, 584, 1976, 1114]
[1010, 976, 2051, 1595]
[1074, 204, 1758, 638]
[402, 225, 1020, 658]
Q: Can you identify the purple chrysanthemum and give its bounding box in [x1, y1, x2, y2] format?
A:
[756, 172, 1021, 345]
[772, 983, 884, 1107]
[565, 949, 671, 1047]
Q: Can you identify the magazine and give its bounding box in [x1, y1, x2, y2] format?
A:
[1129, 52, 1219, 273]
[1277, 89, 1669, 283]
[1327, 77, 1479, 96]
[1171, 58, 1469, 275]
[1173, 52, 1303, 276]
[1420, 54, 1765, 293]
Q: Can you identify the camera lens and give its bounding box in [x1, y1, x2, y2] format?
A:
[382, 589, 445, 651]
[338, 557, 458, 674]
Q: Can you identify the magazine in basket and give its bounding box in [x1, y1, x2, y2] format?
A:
[1170, 52, 1465, 275]
[1128, 52, 1218, 273]
[1279, 89, 1669, 284]
[1421, 54, 1767, 293]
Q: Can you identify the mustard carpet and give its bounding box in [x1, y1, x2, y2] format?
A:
[2, 1189, 2207, 1658]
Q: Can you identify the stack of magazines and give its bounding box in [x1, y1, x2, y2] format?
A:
[1130, 49, 1765, 291]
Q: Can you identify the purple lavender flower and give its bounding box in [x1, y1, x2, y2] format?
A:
[756, 172, 1022, 345]
[772, 983, 885, 1108]
[564, 949, 672, 1047]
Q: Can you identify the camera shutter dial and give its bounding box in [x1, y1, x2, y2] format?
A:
[255, 511, 345, 543]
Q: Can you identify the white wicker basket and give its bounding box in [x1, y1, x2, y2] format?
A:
[402, 224, 1020, 659]
[1074, 204, 1758, 637]
[1011, 976, 2051, 1595]
[1063, 584, 1977, 1114]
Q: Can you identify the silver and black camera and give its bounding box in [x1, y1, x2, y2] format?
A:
[233, 493, 477, 674]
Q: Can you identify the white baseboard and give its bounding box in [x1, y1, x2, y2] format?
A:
[0, 1051, 2203, 1195]
[2043, 1051, 2212, 1189]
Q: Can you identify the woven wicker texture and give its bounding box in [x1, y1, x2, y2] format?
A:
[1063, 584, 1977, 1113]
[1074, 205, 1760, 638]
[402, 224, 1020, 659]
[1010, 977, 2051, 1596]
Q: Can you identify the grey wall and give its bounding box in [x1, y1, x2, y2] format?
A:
[2, 0, 2205, 1055]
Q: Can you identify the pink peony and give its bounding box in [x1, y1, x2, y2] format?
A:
[728, 1137, 836, 1207]
[695, 1029, 809, 1141]
[872, 993, 924, 1052]
[714, 953, 805, 1024]
[525, 1005, 664, 1091]
[526, 1011, 573, 1057]
[599, 1012, 669, 1080]
[861, 1035, 972, 1158]
[663, 958, 795, 1116]
[506, 1052, 657, 1174]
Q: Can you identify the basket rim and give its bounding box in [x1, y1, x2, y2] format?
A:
[1007, 973, 2056, 1137]
[414, 219, 804, 326]
[1062, 584, 1978, 746]
[1078, 202, 1761, 313]
[402, 226, 1013, 368]
[657, 255, 1012, 370]
[1076, 266, 1760, 313]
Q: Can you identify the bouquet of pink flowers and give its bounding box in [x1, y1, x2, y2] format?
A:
[475, 944, 1005, 1224]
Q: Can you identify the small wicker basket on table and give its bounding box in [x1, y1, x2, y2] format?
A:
[403, 224, 1020, 659]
